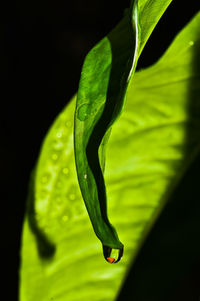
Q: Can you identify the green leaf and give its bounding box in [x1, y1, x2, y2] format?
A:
[137, 0, 173, 55]
[74, 0, 172, 255]
[20, 12, 200, 301]
[118, 154, 200, 300]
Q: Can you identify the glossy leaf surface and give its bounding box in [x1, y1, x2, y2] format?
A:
[20, 12, 200, 301]
[74, 0, 172, 251]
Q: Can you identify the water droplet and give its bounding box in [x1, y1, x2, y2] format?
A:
[51, 153, 58, 161]
[62, 215, 68, 222]
[62, 167, 69, 175]
[56, 131, 62, 138]
[103, 245, 123, 264]
[65, 120, 72, 128]
[37, 188, 49, 200]
[55, 181, 62, 189]
[69, 193, 76, 201]
[41, 177, 47, 184]
[77, 104, 91, 121]
[41, 172, 51, 184]
[55, 195, 62, 204]
[189, 41, 194, 46]
[52, 139, 63, 150]
[84, 173, 87, 179]
[73, 203, 83, 216]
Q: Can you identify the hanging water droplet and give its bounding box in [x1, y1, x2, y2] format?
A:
[77, 104, 91, 121]
[103, 245, 123, 264]
[189, 41, 194, 46]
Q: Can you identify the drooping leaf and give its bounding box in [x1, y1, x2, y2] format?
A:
[105, 10, 200, 263]
[20, 12, 200, 301]
[74, 0, 172, 257]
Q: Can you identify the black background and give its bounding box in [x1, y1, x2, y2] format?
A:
[1, 1, 200, 300]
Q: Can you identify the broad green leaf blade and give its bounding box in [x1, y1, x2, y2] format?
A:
[117, 153, 200, 301]
[20, 12, 200, 301]
[74, 0, 172, 253]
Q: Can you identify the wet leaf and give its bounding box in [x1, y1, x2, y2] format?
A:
[74, 0, 172, 253]
[20, 11, 200, 301]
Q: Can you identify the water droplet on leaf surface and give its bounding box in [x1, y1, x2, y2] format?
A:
[55, 181, 62, 189]
[62, 167, 69, 175]
[103, 245, 123, 264]
[77, 104, 91, 121]
[56, 132, 62, 138]
[69, 193, 76, 201]
[62, 215, 68, 222]
[55, 195, 62, 204]
[51, 153, 58, 161]
[65, 120, 72, 128]
[41, 172, 51, 184]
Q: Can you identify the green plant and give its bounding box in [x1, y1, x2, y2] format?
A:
[20, 1, 200, 300]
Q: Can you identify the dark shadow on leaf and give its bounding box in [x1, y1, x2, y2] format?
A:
[26, 169, 56, 259]
[117, 153, 200, 301]
[117, 16, 200, 301]
[86, 11, 136, 226]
